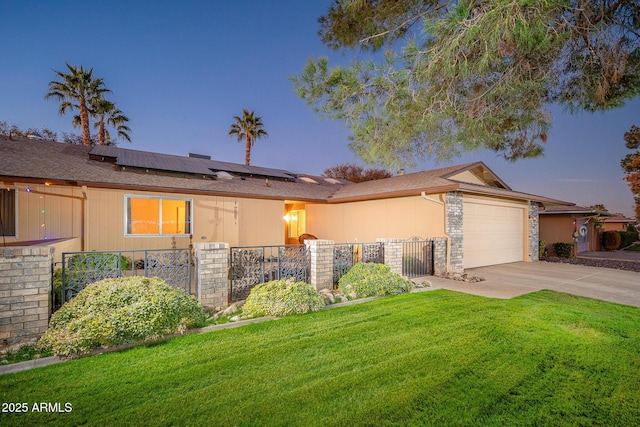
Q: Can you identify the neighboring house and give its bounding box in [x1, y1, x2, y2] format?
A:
[539, 206, 607, 255]
[601, 213, 637, 232]
[0, 136, 569, 272]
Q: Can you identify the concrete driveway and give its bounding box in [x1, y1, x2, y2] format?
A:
[426, 262, 640, 307]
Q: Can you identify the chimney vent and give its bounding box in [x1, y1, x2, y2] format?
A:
[187, 153, 211, 160]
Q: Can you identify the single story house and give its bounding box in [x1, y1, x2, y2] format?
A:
[538, 205, 606, 255]
[0, 136, 570, 272]
[601, 213, 637, 232]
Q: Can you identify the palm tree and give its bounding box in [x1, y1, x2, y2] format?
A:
[45, 63, 110, 146]
[228, 109, 268, 165]
[90, 97, 131, 145]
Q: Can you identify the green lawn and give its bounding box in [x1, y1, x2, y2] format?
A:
[1, 289, 639, 426]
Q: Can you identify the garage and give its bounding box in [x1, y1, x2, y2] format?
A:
[463, 197, 526, 269]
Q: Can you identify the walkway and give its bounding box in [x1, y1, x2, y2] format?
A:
[424, 261, 640, 307]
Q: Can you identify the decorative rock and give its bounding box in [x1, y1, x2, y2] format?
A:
[410, 279, 432, 288]
[436, 272, 485, 283]
[222, 301, 245, 316]
[319, 289, 335, 304]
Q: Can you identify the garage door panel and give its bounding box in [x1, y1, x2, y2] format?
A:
[463, 201, 524, 269]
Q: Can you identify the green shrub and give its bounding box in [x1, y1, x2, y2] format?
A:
[603, 231, 622, 251]
[552, 242, 574, 258]
[243, 278, 325, 318]
[53, 268, 63, 306]
[539, 240, 546, 258]
[69, 252, 130, 271]
[619, 229, 639, 248]
[39, 277, 205, 356]
[338, 263, 413, 299]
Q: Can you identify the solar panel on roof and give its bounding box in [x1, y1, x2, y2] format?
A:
[90, 146, 297, 180]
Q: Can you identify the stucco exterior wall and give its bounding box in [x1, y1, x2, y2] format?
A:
[539, 215, 574, 255]
[9, 183, 284, 251]
[86, 187, 283, 249]
[305, 194, 447, 243]
[3, 183, 83, 245]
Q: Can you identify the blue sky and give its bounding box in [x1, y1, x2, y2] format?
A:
[1, 1, 638, 217]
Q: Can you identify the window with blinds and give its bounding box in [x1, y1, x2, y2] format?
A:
[0, 189, 16, 237]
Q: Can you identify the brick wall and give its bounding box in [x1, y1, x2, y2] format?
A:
[0, 247, 53, 348]
[445, 192, 464, 273]
[376, 238, 403, 274]
[305, 239, 335, 291]
[195, 242, 229, 311]
[529, 202, 540, 261]
[432, 237, 448, 275]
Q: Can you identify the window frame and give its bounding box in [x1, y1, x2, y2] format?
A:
[124, 194, 193, 237]
[0, 188, 17, 238]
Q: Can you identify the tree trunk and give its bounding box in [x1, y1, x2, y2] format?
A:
[245, 134, 252, 165]
[79, 99, 91, 146]
[98, 118, 105, 145]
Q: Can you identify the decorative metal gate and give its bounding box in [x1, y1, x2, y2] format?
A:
[333, 242, 384, 283]
[402, 237, 434, 277]
[61, 248, 194, 303]
[229, 245, 310, 303]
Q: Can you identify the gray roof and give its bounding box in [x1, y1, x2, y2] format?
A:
[90, 145, 297, 180]
[0, 136, 571, 206]
[539, 205, 609, 216]
[0, 137, 338, 201]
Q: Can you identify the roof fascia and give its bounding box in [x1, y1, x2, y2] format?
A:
[457, 183, 573, 206]
[327, 184, 460, 204]
[441, 161, 512, 190]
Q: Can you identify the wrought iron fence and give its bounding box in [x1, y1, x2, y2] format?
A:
[333, 242, 384, 284]
[229, 245, 310, 303]
[402, 237, 434, 277]
[60, 248, 194, 304]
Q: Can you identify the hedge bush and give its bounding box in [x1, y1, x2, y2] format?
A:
[69, 252, 130, 270]
[552, 242, 574, 258]
[243, 278, 325, 318]
[539, 240, 546, 258]
[338, 263, 413, 300]
[603, 231, 622, 251]
[619, 229, 639, 248]
[39, 277, 205, 356]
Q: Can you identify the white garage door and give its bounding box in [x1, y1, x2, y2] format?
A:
[463, 200, 525, 269]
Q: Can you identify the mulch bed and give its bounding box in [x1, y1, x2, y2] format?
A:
[541, 256, 640, 273]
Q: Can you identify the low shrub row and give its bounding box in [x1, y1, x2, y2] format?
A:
[40, 277, 206, 356]
[603, 227, 639, 250]
[41, 263, 413, 357]
[552, 242, 574, 258]
[243, 278, 325, 317]
[338, 263, 414, 298]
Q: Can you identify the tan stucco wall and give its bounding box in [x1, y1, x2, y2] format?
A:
[8, 183, 84, 244]
[86, 187, 283, 250]
[305, 194, 446, 243]
[9, 183, 284, 251]
[539, 215, 574, 250]
[601, 222, 631, 232]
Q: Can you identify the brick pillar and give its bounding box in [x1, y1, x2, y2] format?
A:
[305, 239, 334, 291]
[0, 246, 53, 348]
[195, 242, 229, 311]
[529, 202, 540, 262]
[432, 237, 448, 276]
[446, 192, 464, 274]
[377, 238, 403, 275]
